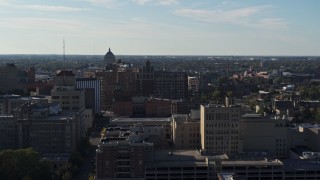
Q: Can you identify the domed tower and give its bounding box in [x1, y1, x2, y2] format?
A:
[104, 48, 116, 65]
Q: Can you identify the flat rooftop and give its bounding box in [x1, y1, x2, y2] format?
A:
[283, 159, 320, 171]
[46, 113, 76, 121]
[110, 117, 171, 125]
[146, 150, 207, 167]
[222, 159, 282, 166]
[242, 113, 262, 118]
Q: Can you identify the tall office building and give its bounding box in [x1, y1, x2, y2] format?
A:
[51, 70, 85, 138]
[154, 72, 188, 100]
[0, 63, 27, 94]
[136, 60, 155, 96]
[200, 104, 241, 156]
[94, 49, 139, 110]
[76, 77, 101, 113]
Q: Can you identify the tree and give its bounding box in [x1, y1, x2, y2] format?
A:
[0, 148, 55, 180]
[62, 172, 72, 180]
[69, 152, 84, 167]
[211, 90, 221, 101]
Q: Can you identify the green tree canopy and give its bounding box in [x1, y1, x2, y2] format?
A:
[0, 148, 55, 180]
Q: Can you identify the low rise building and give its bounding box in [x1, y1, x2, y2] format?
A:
[96, 128, 153, 179]
[171, 114, 200, 149]
[15, 102, 79, 154]
[0, 115, 17, 150]
[240, 114, 290, 158]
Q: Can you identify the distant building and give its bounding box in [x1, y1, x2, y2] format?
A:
[84, 108, 93, 130]
[94, 49, 139, 110]
[112, 101, 133, 116]
[136, 60, 155, 96]
[146, 98, 171, 117]
[154, 71, 188, 100]
[171, 100, 199, 115]
[273, 100, 293, 116]
[104, 48, 116, 65]
[25, 66, 35, 83]
[0, 63, 27, 94]
[188, 76, 199, 92]
[76, 77, 101, 113]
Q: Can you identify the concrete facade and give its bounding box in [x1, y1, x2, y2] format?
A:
[200, 104, 241, 156]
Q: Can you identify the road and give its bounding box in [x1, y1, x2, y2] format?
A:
[75, 134, 101, 180]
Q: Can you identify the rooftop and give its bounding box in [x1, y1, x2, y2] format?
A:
[56, 70, 75, 77]
[221, 159, 282, 166]
[283, 159, 320, 171]
[242, 113, 262, 118]
[146, 150, 207, 167]
[111, 117, 171, 123]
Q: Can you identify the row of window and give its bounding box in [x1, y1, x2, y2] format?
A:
[52, 96, 79, 100]
[206, 123, 238, 128]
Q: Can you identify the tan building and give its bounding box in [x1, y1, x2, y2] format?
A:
[200, 104, 241, 156]
[240, 114, 289, 159]
[291, 125, 320, 152]
[171, 114, 200, 149]
[51, 70, 85, 137]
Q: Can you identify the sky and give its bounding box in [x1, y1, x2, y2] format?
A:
[0, 0, 319, 56]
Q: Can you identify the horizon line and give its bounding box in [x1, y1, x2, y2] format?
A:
[0, 53, 320, 58]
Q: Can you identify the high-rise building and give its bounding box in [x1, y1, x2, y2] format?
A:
[95, 70, 117, 110]
[200, 104, 241, 156]
[136, 60, 155, 96]
[92, 49, 141, 110]
[51, 70, 85, 138]
[154, 71, 188, 100]
[76, 77, 101, 113]
[0, 63, 27, 94]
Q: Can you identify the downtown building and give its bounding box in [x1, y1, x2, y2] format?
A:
[154, 71, 188, 100]
[200, 103, 241, 156]
[96, 127, 154, 179]
[51, 70, 85, 138]
[14, 102, 79, 154]
[76, 77, 101, 113]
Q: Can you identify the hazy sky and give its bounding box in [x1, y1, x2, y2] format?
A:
[0, 0, 319, 55]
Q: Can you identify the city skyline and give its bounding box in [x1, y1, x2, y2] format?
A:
[0, 0, 319, 56]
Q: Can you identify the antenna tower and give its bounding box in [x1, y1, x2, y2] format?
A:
[63, 38, 66, 70]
